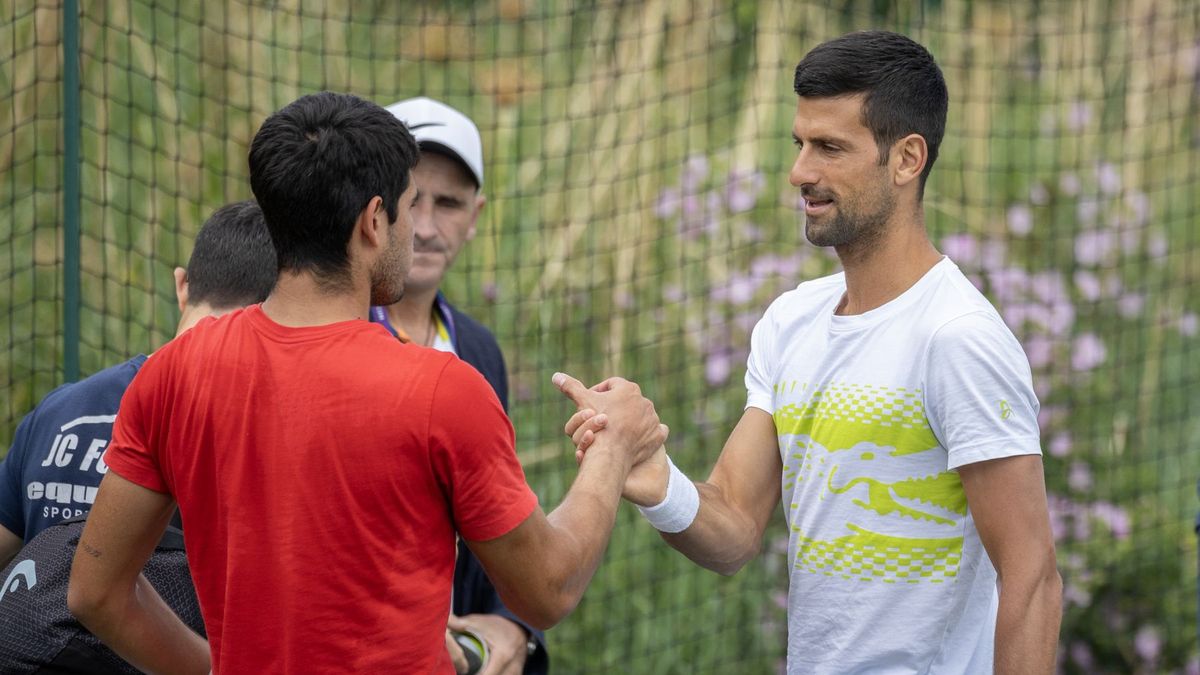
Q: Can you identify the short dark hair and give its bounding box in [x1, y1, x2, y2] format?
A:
[248, 92, 419, 283]
[793, 31, 948, 194]
[186, 200, 277, 309]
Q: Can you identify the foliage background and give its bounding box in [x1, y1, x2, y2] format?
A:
[2, 0, 1198, 672]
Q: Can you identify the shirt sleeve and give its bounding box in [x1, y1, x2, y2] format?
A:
[428, 358, 538, 542]
[924, 310, 1043, 470]
[102, 359, 171, 494]
[0, 412, 36, 538]
[745, 303, 778, 414]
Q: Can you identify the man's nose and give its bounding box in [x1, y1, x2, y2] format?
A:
[413, 201, 438, 239]
[789, 148, 820, 188]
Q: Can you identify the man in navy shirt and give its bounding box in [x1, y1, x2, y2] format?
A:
[373, 97, 547, 675]
[0, 200, 277, 567]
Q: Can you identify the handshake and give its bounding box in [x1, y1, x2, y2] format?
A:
[551, 372, 673, 509]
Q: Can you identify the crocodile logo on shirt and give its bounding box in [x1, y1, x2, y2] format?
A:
[775, 382, 967, 583]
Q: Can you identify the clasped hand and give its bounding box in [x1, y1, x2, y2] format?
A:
[552, 372, 671, 506]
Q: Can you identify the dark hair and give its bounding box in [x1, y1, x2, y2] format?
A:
[793, 31, 948, 194]
[248, 92, 419, 283]
[186, 200, 277, 309]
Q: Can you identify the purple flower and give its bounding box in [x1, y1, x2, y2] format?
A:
[663, 284, 684, 303]
[705, 350, 733, 385]
[1076, 198, 1100, 227]
[1069, 641, 1094, 669]
[1148, 231, 1168, 259]
[987, 267, 1029, 304]
[1059, 172, 1081, 196]
[1023, 335, 1054, 369]
[615, 290, 633, 310]
[1067, 101, 1093, 131]
[1095, 162, 1122, 195]
[734, 310, 760, 335]
[1117, 293, 1145, 318]
[655, 188, 681, 219]
[481, 282, 498, 303]
[1044, 300, 1076, 337]
[727, 274, 760, 305]
[1074, 270, 1102, 301]
[1029, 183, 1050, 206]
[1134, 626, 1162, 665]
[1180, 312, 1199, 337]
[1007, 204, 1033, 236]
[725, 169, 766, 213]
[681, 154, 709, 191]
[980, 240, 1007, 272]
[1049, 432, 1072, 458]
[1030, 272, 1066, 304]
[1001, 302, 1031, 331]
[941, 233, 979, 263]
[1092, 501, 1131, 539]
[1071, 333, 1107, 371]
[1126, 190, 1152, 226]
[1068, 462, 1092, 492]
[1074, 229, 1116, 266]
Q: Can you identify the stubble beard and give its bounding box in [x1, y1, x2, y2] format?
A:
[368, 238, 409, 306]
[804, 179, 897, 254]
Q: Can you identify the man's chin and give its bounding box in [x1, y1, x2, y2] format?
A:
[404, 265, 446, 292]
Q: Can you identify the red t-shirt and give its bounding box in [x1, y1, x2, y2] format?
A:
[104, 305, 538, 674]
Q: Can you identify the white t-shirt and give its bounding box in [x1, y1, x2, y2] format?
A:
[745, 257, 1042, 674]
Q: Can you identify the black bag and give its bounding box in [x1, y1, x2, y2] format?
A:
[0, 518, 204, 674]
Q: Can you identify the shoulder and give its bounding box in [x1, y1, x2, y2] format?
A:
[757, 270, 845, 328]
[36, 356, 146, 412]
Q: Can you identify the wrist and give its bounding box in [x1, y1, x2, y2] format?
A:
[636, 456, 699, 533]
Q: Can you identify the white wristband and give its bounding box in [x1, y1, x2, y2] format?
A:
[636, 456, 699, 533]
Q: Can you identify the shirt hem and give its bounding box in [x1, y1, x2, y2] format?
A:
[947, 438, 1042, 471]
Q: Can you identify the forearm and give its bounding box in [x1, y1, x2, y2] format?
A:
[72, 573, 210, 675]
[661, 482, 763, 575]
[542, 443, 630, 605]
[994, 568, 1063, 674]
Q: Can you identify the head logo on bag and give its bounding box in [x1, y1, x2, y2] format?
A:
[0, 560, 37, 603]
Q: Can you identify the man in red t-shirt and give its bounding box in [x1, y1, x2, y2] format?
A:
[67, 92, 667, 674]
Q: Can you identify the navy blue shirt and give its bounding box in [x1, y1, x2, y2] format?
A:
[0, 356, 147, 541]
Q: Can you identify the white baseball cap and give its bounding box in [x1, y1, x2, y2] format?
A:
[385, 97, 484, 188]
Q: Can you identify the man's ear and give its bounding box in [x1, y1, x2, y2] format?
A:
[466, 194, 486, 242]
[893, 134, 928, 188]
[173, 267, 188, 313]
[356, 195, 388, 249]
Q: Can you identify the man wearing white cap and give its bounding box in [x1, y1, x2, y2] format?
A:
[373, 97, 547, 675]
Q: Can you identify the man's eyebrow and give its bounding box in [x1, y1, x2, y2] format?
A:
[794, 133, 853, 147]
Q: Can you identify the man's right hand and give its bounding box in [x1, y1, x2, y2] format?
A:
[565, 408, 669, 507]
[552, 372, 667, 469]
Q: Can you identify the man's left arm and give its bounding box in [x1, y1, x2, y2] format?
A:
[925, 311, 1062, 674]
[959, 455, 1062, 674]
[67, 470, 209, 675]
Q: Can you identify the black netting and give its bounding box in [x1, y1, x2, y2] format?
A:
[2, 1, 1198, 672]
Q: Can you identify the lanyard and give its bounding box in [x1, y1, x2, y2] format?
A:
[369, 293, 458, 348]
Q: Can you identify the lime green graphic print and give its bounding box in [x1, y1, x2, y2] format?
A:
[774, 382, 967, 583]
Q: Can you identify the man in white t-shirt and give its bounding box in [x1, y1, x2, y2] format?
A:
[562, 30, 1062, 674]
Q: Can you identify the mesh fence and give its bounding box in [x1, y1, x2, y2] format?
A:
[2, 0, 1199, 672]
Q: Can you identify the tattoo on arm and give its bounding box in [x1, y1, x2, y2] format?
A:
[80, 540, 102, 558]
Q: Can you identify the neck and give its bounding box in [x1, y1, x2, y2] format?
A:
[834, 206, 942, 315]
[174, 302, 225, 337]
[385, 285, 439, 343]
[261, 270, 371, 327]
